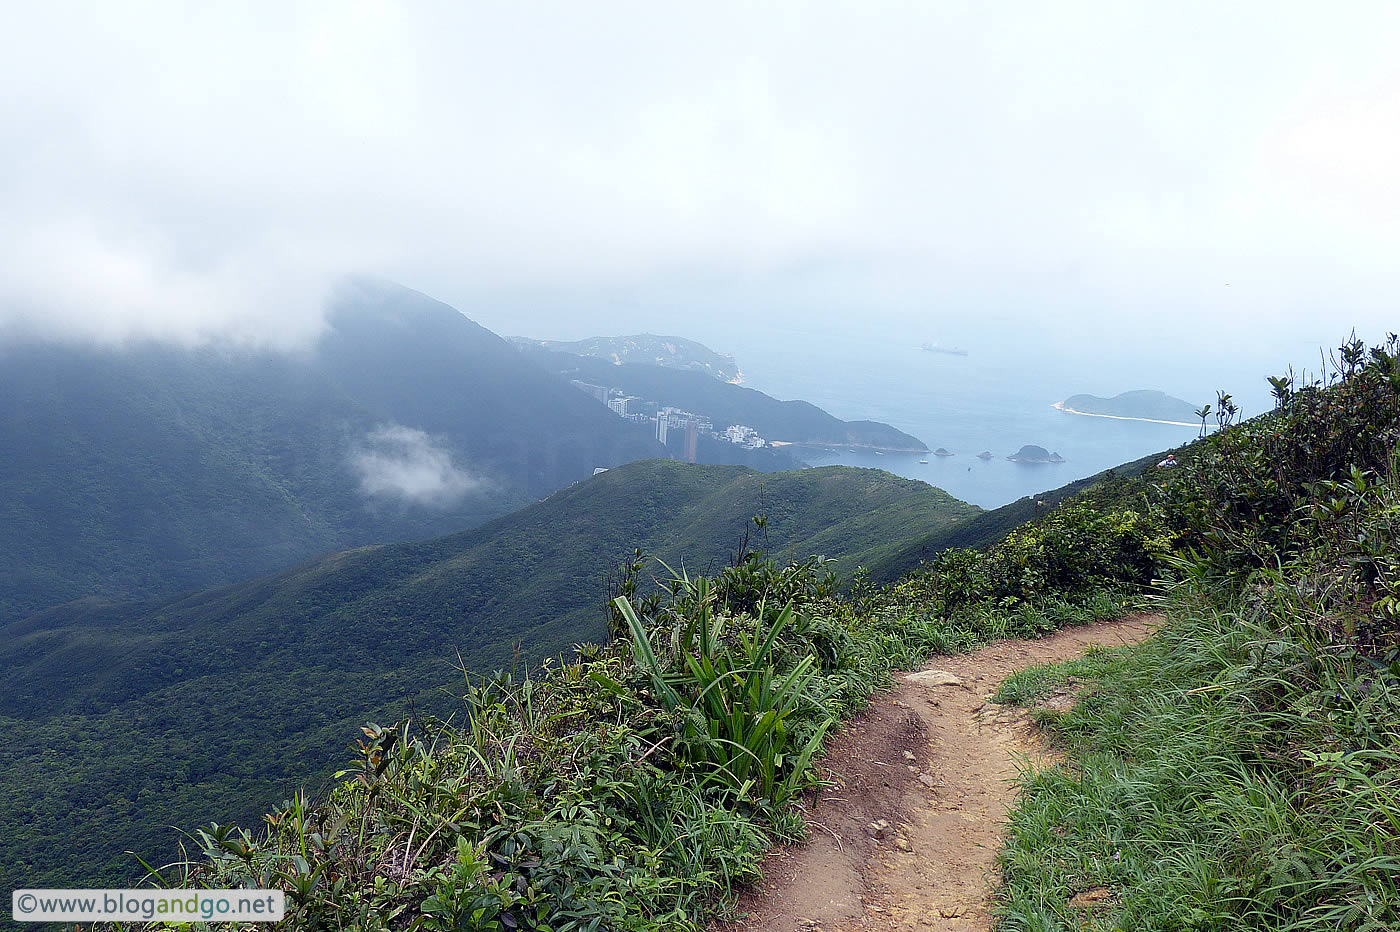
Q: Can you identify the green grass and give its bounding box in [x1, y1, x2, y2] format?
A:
[995, 584, 1400, 931]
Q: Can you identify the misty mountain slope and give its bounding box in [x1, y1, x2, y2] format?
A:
[321, 283, 666, 498]
[0, 341, 410, 619]
[517, 344, 928, 450]
[0, 282, 664, 621]
[0, 460, 977, 892]
[508, 332, 742, 382]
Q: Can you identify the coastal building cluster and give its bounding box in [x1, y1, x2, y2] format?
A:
[569, 379, 769, 462]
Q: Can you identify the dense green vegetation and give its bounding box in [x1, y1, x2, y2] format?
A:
[152, 522, 1148, 930]
[515, 344, 928, 451]
[0, 462, 975, 899]
[863, 449, 1163, 581]
[1060, 388, 1202, 422]
[134, 336, 1400, 932]
[997, 337, 1400, 929]
[20, 328, 1400, 930]
[508, 333, 742, 383]
[130, 456, 1160, 930]
[0, 281, 662, 621]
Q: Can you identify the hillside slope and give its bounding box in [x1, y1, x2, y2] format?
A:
[0, 461, 976, 893]
[148, 339, 1400, 931]
[509, 333, 742, 382]
[518, 344, 928, 451]
[0, 281, 663, 621]
[146, 437, 1165, 930]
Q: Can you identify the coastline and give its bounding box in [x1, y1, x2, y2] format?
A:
[780, 440, 931, 455]
[1052, 401, 1197, 428]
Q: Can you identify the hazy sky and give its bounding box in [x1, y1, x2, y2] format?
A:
[2, 2, 1397, 376]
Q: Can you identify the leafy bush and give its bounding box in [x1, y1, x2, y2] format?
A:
[880, 500, 1163, 633]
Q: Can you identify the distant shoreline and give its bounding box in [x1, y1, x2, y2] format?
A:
[781, 440, 931, 455]
[1052, 401, 1197, 428]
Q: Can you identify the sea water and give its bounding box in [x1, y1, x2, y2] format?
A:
[725, 321, 1202, 509]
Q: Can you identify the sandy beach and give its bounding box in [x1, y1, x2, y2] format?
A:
[1052, 400, 1198, 428]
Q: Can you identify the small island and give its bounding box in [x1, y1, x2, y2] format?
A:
[933, 447, 954, 457]
[1008, 444, 1065, 463]
[977, 450, 994, 460]
[1055, 389, 1200, 426]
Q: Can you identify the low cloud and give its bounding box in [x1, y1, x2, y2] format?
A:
[351, 424, 482, 506]
[3, 4, 1399, 353]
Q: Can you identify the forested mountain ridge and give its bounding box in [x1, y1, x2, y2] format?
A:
[0, 282, 665, 621]
[0, 460, 977, 895]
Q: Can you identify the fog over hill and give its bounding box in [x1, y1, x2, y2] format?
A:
[3, 281, 938, 623]
[0, 282, 673, 620]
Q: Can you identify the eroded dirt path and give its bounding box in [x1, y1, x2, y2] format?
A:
[715, 614, 1159, 932]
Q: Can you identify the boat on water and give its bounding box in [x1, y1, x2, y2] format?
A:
[873, 450, 884, 455]
[918, 459, 929, 464]
[921, 341, 969, 357]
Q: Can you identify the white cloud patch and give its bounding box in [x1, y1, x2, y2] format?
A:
[351, 424, 481, 506]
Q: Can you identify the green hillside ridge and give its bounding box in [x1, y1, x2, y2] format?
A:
[0, 461, 976, 895]
[150, 337, 1400, 930]
[517, 343, 927, 451]
[509, 333, 742, 382]
[1059, 388, 1201, 422]
[139, 448, 1162, 931]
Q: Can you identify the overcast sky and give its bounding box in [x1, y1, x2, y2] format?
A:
[2, 2, 1397, 367]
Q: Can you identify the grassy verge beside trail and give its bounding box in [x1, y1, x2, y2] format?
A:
[995, 582, 1400, 931]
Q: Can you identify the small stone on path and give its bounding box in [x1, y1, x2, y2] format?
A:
[903, 670, 962, 687]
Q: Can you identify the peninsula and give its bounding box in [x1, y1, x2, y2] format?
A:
[1055, 389, 1201, 427]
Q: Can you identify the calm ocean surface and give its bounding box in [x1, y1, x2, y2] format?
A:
[726, 323, 1200, 509]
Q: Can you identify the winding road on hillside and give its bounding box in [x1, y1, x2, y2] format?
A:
[715, 614, 1159, 932]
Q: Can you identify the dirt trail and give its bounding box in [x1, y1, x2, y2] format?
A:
[715, 614, 1159, 932]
